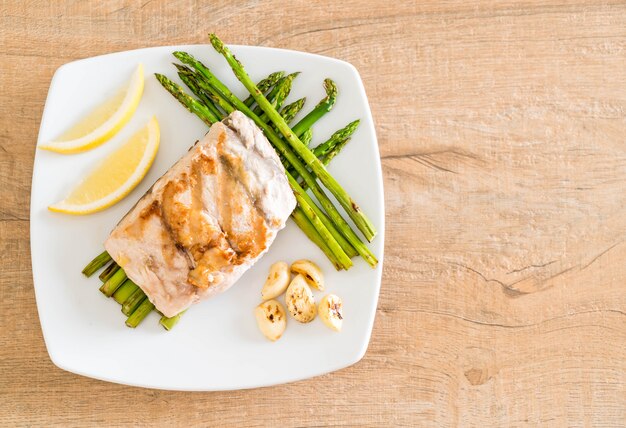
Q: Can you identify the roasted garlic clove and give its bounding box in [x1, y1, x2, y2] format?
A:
[318, 294, 343, 332]
[285, 274, 317, 323]
[254, 299, 287, 341]
[290, 259, 324, 291]
[261, 261, 290, 300]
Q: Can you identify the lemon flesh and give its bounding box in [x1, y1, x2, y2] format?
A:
[49, 117, 160, 215]
[40, 64, 144, 154]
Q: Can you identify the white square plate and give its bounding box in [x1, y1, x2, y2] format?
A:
[31, 44, 384, 390]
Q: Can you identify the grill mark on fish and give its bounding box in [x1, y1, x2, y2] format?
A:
[189, 157, 207, 247]
[218, 128, 272, 251]
[221, 121, 271, 216]
[123, 200, 161, 238]
[197, 151, 217, 175]
[159, 229, 185, 269]
[214, 129, 244, 256]
[160, 176, 197, 269]
[187, 149, 237, 287]
[215, 129, 268, 260]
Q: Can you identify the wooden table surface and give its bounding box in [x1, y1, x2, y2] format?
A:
[2, 1, 625, 426]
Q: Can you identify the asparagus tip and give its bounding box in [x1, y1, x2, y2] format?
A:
[208, 33, 224, 53]
[173, 51, 192, 63]
[173, 63, 190, 73]
[323, 78, 338, 101]
[268, 71, 285, 79]
[293, 97, 306, 109]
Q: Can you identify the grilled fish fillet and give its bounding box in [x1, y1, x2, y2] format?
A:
[104, 111, 296, 317]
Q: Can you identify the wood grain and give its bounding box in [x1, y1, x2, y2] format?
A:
[1, 1, 625, 426]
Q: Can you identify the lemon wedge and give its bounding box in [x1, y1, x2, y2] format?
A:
[49, 117, 160, 215]
[39, 64, 145, 154]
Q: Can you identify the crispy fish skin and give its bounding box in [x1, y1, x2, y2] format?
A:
[104, 111, 296, 317]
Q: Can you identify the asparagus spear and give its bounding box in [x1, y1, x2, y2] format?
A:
[207, 34, 377, 243]
[112, 279, 140, 305]
[290, 79, 337, 137]
[99, 268, 127, 297]
[253, 72, 299, 118]
[243, 71, 285, 107]
[175, 65, 224, 120]
[301, 128, 313, 146]
[99, 261, 120, 282]
[154, 74, 219, 126]
[82, 251, 111, 277]
[270, 73, 298, 112]
[191, 76, 239, 115]
[290, 175, 357, 259]
[122, 288, 147, 316]
[276, 98, 306, 163]
[279, 97, 306, 124]
[174, 51, 373, 266]
[126, 299, 155, 328]
[260, 75, 328, 139]
[162, 66, 358, 264]
[323, 138, 351, 165]
[291, 207, 343, 270]
[160, 310, 187, 331]
[287, 173, 353, 268]
[299, 138, 353, 191]
[281, 112, 357, 261]
[312, 120, 360, 158]
[289, 120, 360, 182]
